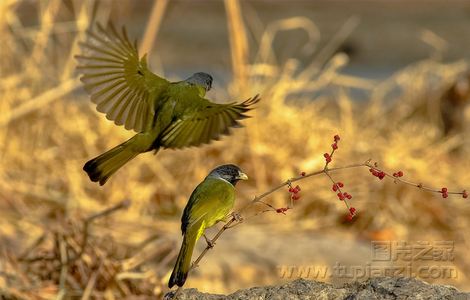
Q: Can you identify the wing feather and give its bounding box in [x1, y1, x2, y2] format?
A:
[76, 22, 169, 132]
[160, 94, 260, 149]
[191, 119, 206, 144]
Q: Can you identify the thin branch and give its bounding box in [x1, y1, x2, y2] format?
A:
[364, 162, 466, 196]
[185, 157, 468, 281]
[323, 170, 351, 211]
[186, 161, 367, 275]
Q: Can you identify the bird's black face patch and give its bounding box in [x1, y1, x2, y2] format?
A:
[185, 72, 213, 91]
[209, 164, 246, 186]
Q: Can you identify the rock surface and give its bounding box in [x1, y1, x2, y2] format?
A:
[167, 277, 469, 300]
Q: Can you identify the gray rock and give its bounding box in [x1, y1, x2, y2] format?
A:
[166, 277, 469, 300]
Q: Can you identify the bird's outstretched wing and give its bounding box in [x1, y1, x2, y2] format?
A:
[160, 94, 260, 149]
[75, 23, 168, 132]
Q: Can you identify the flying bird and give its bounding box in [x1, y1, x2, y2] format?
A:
[76, 23, 260, 185]
[168, 164, 248, 288]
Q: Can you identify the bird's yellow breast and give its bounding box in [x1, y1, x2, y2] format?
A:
[182, 177, 236, 240]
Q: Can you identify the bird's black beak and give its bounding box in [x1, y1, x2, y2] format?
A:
[237, 172, 248, 180]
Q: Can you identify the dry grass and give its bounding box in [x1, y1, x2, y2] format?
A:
[1, 0, 470, 299]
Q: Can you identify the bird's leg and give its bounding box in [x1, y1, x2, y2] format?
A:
[220, 212, 243, 229]
[214, 213, 244, 230]
[229, 211, 243, 223]
[203, 234, 215, 248]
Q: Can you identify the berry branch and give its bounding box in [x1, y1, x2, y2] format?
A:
[173, 135, 468, 293]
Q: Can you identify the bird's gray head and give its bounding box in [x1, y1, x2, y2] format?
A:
[208, 164, 248, 186]
[185, 72, 213, 91]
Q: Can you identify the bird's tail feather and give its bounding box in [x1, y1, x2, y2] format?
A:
[83, 139, 138, 185]
[168, 230, 198, 288]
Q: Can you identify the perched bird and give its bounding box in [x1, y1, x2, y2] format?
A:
[76, 23, 260, 185]
[168, 164, 248, 288]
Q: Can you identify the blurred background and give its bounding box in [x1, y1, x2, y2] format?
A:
[2, 0, 470, 298]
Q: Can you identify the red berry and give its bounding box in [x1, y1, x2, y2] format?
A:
[349, 207, 356, 215]
[332, 184, 338, 192]
[370, 169, 381, 178]
[345, 193, 352, 200]
[288, 187, 294, 193]
[326, 157, 332, 163]
[332, 143, 338, 150]
[334, 135, 340, 142]
[295, 185, 301, 192]
[292, 194, 301, 200]
[337, 193, 345, 200]
[338, 182, 344, 188]
[441, 187, 448, 193]
[301, 172, 306, 176]
[393, 173, 397, 177]
[442, 192, 449, 199]
[463, 190, 468, 199]
[371, 169, 383, 179]
[397, 171, 403, 177]
[346, 214, 353, 221]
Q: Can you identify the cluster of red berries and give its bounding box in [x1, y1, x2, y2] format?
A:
[288, 185, 301, 200]
[276, 207, 290, 214]
[392, 171, 404, 177]
[332, 182, 344, 191]
[323, 153, 332, 163]
[369, 168, 386, 180]
[323, 135, 341, 164]
[439, 187, 469, 199]
[332, 135, 340, 150]
[441, 187, 449, 198]
[330, 179, 355, 220]
[337, 192, 352, 201]
[276, 184, 303, 214]
[346, 207, 357, 221]
[331, 181, 352, 201]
